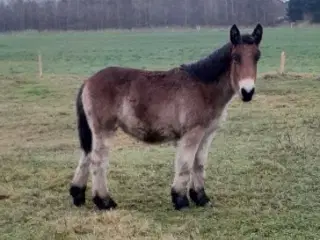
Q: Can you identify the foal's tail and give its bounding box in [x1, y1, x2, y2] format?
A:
[76, 83, 92, 154]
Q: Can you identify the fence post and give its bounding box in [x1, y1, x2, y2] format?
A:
[38, 50, 43, 78]
[279, 51, 286, 74]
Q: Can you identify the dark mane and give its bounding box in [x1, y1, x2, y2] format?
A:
[180, 34, 256, 83]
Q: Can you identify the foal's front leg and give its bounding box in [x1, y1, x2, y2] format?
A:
[171, 127, 205, 210]
[189, 132, 215, 207]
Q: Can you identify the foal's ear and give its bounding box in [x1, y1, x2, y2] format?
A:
[252, 23, 263, 45]
[230, 24, 241, 45]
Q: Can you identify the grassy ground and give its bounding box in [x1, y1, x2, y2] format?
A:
[0, 26, 320, 76]
[1, 27, 320, 239]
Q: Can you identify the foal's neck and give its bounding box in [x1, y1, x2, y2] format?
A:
[181, 42, 232, 84]
[212, 71, 235, 104]
[180, 42, 236, 108]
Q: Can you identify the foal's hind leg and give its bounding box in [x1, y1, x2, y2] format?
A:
[189, 132, 215, 207]
[171, 127, 205, 210]
[90, 131, 117, 210]
[70, 152, 90, 206]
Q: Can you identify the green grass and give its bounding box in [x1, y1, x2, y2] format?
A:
[1, 27, 320, 239]
[0, 26, 320, 76]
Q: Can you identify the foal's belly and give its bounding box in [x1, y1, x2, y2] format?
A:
[118, 120, 181, 144]
[117, 100, 181, 144]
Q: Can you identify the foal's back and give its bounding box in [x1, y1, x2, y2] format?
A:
[82, 66, 211, 143]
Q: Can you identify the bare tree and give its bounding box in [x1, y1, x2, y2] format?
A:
[0, 0, 287, 32]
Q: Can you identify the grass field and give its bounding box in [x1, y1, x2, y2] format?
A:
[0, 26, 320, 76]
[1, 26, 320, 239]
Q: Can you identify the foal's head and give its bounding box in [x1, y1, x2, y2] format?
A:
[229, 24, 263, 102]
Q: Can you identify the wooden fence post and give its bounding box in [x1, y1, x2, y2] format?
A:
[38, 51, 43, 78]
[279, 51, 286, 74]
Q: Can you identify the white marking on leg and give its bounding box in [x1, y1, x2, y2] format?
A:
[172, 127, 205, 195]
[90, 133, 111, 198]
[71, 152, 90, 187]
[190, 132, 215, 191]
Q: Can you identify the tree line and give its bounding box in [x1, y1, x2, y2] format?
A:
[0, 0, 286, 32]
[287, 0, 320, 23]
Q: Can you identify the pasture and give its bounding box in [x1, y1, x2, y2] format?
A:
[1, 26, 320, 239]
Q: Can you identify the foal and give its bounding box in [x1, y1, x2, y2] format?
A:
[70, 24, 263, 210]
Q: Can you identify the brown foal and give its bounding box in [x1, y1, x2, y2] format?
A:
[69, 24, 263, 210]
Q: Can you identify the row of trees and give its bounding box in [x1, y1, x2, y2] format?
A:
[287, 0, 320, 22]
[0, 0, 286, 32]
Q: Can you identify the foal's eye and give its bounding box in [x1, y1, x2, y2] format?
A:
[254, 52, 261, 62]
[232, 54, 241, 64]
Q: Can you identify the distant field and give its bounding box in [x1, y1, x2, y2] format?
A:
[0, 26, 320, 76]
[1, 27, 320, 239]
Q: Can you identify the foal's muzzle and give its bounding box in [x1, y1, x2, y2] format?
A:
[239, 79, 255, 102]
[241, 88, 255, 102]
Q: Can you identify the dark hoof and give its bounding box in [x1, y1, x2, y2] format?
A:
[93, 195, 117, 210]
[171, 188, 189, 210]
[69, 185, 86, 207]
[189, 188, 212, 207]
